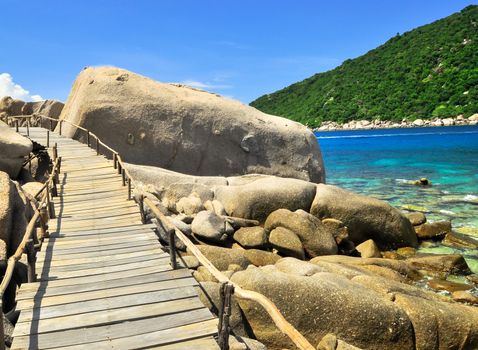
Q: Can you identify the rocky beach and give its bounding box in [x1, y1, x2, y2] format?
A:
[3, 66, 475, 349]
[314, 115, 478, 132]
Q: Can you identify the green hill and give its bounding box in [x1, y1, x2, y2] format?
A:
[250, 5, 478, 127]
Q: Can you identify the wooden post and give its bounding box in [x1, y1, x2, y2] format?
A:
[139, 195, 146, 223]
[26, 239, 37, 283]
[96, 137, 100, 155]
[46, 130, 50, 148]
[0, 302, 5, 350]
[169, 230, 177, 269]
[59, 120, 63, 135]
[15, 119, 19, 132]
[121, 169, 126, 186]
[127, 178, 132, 200]
[51, 174, 58, 197]
[218, 282, 234, 350]
[113, 153, 117, 169]
[26, 118, 30, 136]
[49, 119, 53, 131]
[118, 161, 122, 175]
[86, 131, 90, 147]
[46, 186, 56, 219]
[52, 143, 58, 161]
[40, 204, 49, 239]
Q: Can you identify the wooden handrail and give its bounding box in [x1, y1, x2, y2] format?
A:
[4, 114, 314, 350]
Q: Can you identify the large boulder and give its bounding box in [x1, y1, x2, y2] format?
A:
[231, 266, 415, 349]
[264, 209, 337, 257]
[0, 172, 13, 259]
[215, 177, 317, 222]
[191, 211, 234, 243]
[191, 245, 251, 271]
[59, 66, 325, 182]
[310, 184, 417, 249]
[0, 121, 33, 178]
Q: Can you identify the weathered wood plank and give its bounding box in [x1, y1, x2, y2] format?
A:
[11, 308, 214, 349]
[13, 297, 206, 336]
[17, 268, 193, 297]
[39, 256, 169, 280]
[57, 319, 219, 350]
[17, 276, 198, 310]
[17, 286, 199, 323]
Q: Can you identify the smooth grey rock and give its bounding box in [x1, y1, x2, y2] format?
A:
[265, 209, 337, 257]
[215, 177, 317, 222]
[59, 66, 325, 182]
[269, 227, 305, 260]
[191, 211, 234, 242]
[233, 227, 268, 249]
[310, 184, 418, 249]
[0, 121, 33, 178]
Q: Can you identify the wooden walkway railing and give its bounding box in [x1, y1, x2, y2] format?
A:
[2, 115, 315, 350]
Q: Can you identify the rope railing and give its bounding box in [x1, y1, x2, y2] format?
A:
[3, 114, 315, 350]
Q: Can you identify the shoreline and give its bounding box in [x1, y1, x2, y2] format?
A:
[312, 114, 478, 132]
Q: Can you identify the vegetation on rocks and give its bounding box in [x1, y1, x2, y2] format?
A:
[250, 5, 478, 127]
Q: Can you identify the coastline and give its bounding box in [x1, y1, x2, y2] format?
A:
[312, 114, 478, 132]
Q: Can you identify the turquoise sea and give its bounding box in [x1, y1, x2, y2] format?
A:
[315, 125, 478, 274]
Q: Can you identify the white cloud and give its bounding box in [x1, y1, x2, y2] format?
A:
[179, 79, 232, 91]
[0, 73, 43, 101]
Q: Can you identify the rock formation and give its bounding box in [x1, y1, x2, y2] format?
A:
[58, 66, 325, 182]
[0, 121, 33, 178]
[310, 184, 418, 249]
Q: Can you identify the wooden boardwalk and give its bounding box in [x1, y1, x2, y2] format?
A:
[11, 128, 219, 349]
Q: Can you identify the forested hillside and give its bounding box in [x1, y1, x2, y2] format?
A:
[250, 5, 478, 126]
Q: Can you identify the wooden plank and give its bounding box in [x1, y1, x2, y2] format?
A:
[40, 256, 168, 280]
[17, 276, 198, 310]
[44, 231, 158, 246]
[39, 239, 160, 257]
[13, 297, 206, 336]
[43, 238, 158, 254]
[41, 251, 165, 272]
[48, 223, 156, 236]
[17, 286, 199, 323]
[17, 268, 192, 297]
[11, 308, 214, 349]
[36, 248, 166, 267]
[151, 337, 220, 350]
[57, 319, 218, 350]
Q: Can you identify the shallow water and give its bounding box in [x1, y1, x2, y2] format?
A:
[315, 125, 478, 273]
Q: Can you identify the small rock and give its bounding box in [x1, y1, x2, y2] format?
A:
[191, 211, 234, 243]
[406, 254, 471, 274]
[269, 227, 305, 260]
[356, 239, 381, 258]
[442, 231, 478, 249]
[414, 221, 451, 240]
[452, 290, 478, 305]
[265, 209, 337, 257]
[406, 212, 426, 226]
[396, 247, 416, 258]
[176, 193, 204, 215]
[241, 249, 281, 266]
[192, 245, 251, 271]
[428, 279, 472, 293]
[180, 255, 200, 269]
[413, 178, 431, 186]
[233, 227, 268, 248]
[382, 251, 403, 260]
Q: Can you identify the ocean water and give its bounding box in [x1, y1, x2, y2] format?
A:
[315, 125, 478, 274]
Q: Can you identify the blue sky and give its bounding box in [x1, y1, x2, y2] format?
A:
[0, 0, 475, 103]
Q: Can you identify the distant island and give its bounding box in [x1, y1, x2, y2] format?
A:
[250, 5, 478, 128]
